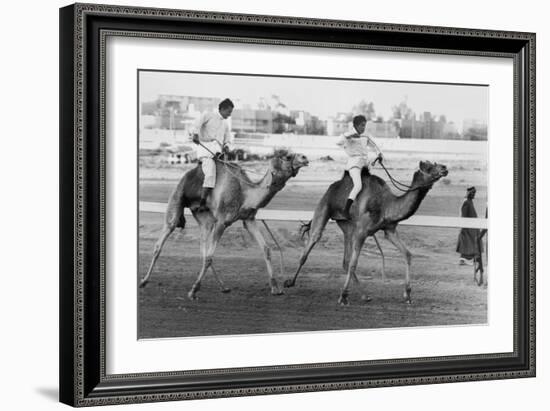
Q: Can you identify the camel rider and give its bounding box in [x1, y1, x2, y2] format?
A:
[337, 114, 383, 220]
[192, 98, 234, 211]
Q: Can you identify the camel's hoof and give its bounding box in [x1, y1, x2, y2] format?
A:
[270, 279, 284, 295]
[403, 288, 412, 303]
[338, 296, 349, 306]
[338, 288, 351, 306]
[221, 288, 231, 294]
[283, 279, 295, 288]
[361, 295, 372, 303]
[338, 291, 350, 306]
[139, 279, 148, 288]
[187, 290, 198, 300]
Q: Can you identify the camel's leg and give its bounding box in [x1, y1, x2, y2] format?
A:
[243, 219, 283, 295]
[340, 223, 377, 292]
[187, 221, 213, 300]
[384, 228, 413, 303]
[284, 235, 320, 288]
[196, 217, 230, 293]
[372, 234, 387, 280]
[285, 206, 330, 288]
[140, 195, 185, 288]
[338, 221, 353, 272]
[339, 223, 370, 306]
[343, 241, 350, 272]
[350, 269, 372, 303]
[347, 243, 372, 303]
[341, 226, 383, 282]
[188, 222, 225, 300]
[210, 264, 231, 293]
[139, 224, 175, 288]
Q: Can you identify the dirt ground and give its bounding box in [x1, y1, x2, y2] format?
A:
[138, 155, 488, 338]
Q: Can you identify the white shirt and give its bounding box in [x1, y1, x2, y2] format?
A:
[337, 130, 381, 159]
[193, 111, 232, 146]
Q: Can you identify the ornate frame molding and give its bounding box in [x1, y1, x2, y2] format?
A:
[60, 3, 535, 407]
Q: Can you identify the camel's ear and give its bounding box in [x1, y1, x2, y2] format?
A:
[419, 161, 425, 169]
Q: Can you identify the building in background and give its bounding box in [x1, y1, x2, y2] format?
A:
[326, 112, 351, 136]
[141, 95, 220, 130]
[140, 95, 221, 149]
[399, 112, 483, 140]
[463, 118, 488, 141]
[366, 121, 399, 139]
[232, 108, 273, 133]
[140, 94, 487, 150]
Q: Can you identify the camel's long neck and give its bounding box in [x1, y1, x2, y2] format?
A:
[387, 171, 431, 223]
[243, 168, 289, 209]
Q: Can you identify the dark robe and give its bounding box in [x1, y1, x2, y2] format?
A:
[456, 198, 481, 259]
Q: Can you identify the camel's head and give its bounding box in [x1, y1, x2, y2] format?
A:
[271, 149, 309, 178]
[418, 161, 448, 183]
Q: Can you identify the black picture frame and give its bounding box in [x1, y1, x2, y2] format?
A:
[59, 3, 535, 407]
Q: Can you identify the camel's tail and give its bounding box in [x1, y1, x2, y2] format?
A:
[299, 220, 312, 239]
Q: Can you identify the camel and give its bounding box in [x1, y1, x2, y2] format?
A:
[284, 160, 448, 305]
[139, 149, 309, 299]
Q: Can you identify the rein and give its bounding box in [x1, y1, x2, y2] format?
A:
[373, 158, 438, 193]
[196, 141, 283, 188]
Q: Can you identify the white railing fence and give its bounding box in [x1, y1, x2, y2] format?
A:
[139, 201, 487, 229]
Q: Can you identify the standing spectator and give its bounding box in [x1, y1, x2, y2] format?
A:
[456, 186, 480, 265]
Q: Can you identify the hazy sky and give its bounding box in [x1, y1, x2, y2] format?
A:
[139, 71, 488, 127]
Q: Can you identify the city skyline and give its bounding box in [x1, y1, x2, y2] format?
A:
[139, 70, 489, 130]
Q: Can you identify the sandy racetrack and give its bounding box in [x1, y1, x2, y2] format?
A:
[138, 213, 487, 338]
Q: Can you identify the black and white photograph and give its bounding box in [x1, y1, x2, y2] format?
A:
[52, 1, 537, 408]
[137, 70, 488, 339]
[1, 0, 545, 407]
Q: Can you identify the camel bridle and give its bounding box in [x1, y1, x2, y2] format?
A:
[197, 141, 300, 189]
[288, 154, 300, 177]
[270, 154, 301, 189]
[375, 159, 445, 193]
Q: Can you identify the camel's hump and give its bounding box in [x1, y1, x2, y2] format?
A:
[337, 168, 389, 189]
[327, 168, 391, 204]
